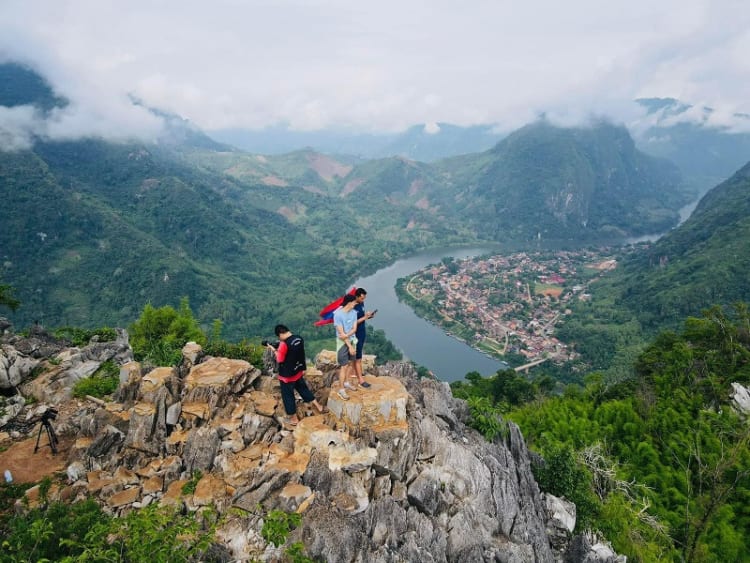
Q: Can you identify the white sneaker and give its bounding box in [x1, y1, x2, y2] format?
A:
[344, 382, 357, 391]
[337, 388, 350, 401]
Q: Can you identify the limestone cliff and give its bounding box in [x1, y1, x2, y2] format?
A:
[0, 325, 624, 562]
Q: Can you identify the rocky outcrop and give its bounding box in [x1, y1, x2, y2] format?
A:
[3, 338, 622, 562]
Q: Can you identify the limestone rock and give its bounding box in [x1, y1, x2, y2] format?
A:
[731, 382, 750, 416]
[0, 345, 39, 390]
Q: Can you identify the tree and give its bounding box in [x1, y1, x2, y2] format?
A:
[0, 283, 20, 312]
[129, 297, 206, 366]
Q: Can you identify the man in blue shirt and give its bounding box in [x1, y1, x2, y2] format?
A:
[353, 287, 374, 388]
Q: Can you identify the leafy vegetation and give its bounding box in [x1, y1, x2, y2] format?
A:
[261, 509, 302, 547]
[0, 493, 217, 563]
[129, 297, 206, 366]
[458, 305, 750, 561]
[0, 282, 20, 312]
[71, 360, 120, 398]
[52, 326, 117, 347]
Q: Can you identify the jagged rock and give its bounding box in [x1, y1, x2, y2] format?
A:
[46, 342, 624, 562]
[107, 486, 141, 509]
[18, 332, 132, 403]
[124, 402, 166, 455]
[731, 382, 750, 416]
[0, 345, 40, 390]
[183, 427, 220, 472]
[232, 467, 296, 512]
[190, 473, 232, 512]
[545, 493, 577, 552]
[7, 325, 66, 359]
[181, 341, 204, 369]
[326, 375, 409, 436]
[86, 424, 125, 460]
[564, 532, 626, 563]
[138, 366, 179, 404]
[0, 395, 26, 427]
[183, 357, 261, 415]
[0, 317, 11, 334]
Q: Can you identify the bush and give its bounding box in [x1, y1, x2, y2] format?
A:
[1, 497, 216, 562]
[71, 360, 119, 399]
[52, 326, 117, 347]
[129, 297, 206, 366]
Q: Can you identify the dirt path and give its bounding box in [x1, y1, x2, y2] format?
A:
[0, 434, 73, 484]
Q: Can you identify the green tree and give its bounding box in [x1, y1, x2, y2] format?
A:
[0, 282, 20, 312]
[129, 297, 206, 366]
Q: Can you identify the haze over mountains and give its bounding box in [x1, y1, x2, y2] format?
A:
[2, 61, 750, 345]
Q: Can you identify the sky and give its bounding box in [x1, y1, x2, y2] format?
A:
[1, 0, 750, 147]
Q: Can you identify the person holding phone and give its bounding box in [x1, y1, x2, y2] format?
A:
[353, 287, 376, 388]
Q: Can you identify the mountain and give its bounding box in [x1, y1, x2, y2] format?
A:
[634, 97, 750, 193]
[208, 122, 505, 162]
[0, 62, 67, 112]
[433, 120, 694, 241]
[0, 139, 350, 340]
[608, 159, 750, 330]
[0, 62, 697, 338]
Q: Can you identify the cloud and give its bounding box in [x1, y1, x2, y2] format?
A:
[0, 0, 748, 141]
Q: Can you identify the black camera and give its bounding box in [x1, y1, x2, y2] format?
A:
[41, 407, 58, 422]
[262, 340, 280, 349]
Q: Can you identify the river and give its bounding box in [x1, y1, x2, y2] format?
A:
[354, 245, 507, 383]
[354, 198, 701, 382]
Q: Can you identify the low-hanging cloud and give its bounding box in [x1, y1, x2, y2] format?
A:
[1, 0, 749, 142]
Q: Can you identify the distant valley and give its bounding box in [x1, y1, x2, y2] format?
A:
[1, 61, 749, 358]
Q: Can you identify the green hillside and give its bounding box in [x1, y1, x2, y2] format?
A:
[449, 120, 694, 241]
[0, 141, 345, 340]
[611, 161, 750, 329]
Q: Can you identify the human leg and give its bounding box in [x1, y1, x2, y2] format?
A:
[279, 380, 298, 421]
[336, 346, 351, 400]
[354, 338, 370, 387]
[295, 378, 329, 413]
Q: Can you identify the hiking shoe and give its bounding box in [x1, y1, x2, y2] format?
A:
[344, 382, 358, 391]
[337, 389, 350, 401]
[359, 381, 372, 388]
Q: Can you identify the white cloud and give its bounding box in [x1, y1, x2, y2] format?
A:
[0, 0, 748, 140]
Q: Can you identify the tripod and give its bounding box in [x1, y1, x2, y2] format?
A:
[34, 418, 58, 454]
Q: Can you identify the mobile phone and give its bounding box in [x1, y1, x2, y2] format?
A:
[371, 309, 378, 315]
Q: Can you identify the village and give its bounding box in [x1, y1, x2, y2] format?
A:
[398, 248, 621, 367]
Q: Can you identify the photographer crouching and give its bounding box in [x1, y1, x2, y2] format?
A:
[264, 324, 328, 426]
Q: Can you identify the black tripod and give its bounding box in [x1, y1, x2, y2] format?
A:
[34, 409, 59, 454]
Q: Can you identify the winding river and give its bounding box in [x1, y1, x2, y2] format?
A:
[354, 246, 507, 383]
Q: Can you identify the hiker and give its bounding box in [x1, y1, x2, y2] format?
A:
[333, 294, 361, 400]
[266, 324, 327, 426]
[352, 287, 375, 387]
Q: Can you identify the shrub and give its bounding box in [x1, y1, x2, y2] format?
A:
[71, 360, 119, 399]
[129, 297, 206, 366]
[52, 326, 117, 347]
[261, 509, 302, 547]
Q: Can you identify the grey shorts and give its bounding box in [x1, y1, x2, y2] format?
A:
[337, 345, 353, 366]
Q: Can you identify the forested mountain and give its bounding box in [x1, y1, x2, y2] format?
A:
[0, 140, 348, 339]
[435, 120, 694, 240]
[0, 62, 66, 112]
[603, 160, 750, 330]
[0, 62, 696, 340]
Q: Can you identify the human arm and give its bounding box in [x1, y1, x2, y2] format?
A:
[275, 340, 288, 363]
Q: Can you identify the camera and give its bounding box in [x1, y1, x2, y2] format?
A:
[262, 340, 280, 349]
[41, 407, 58, 422]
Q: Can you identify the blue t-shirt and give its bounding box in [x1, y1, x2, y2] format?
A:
[333, 307, 358, 350]
[354, 303, 366, 340]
